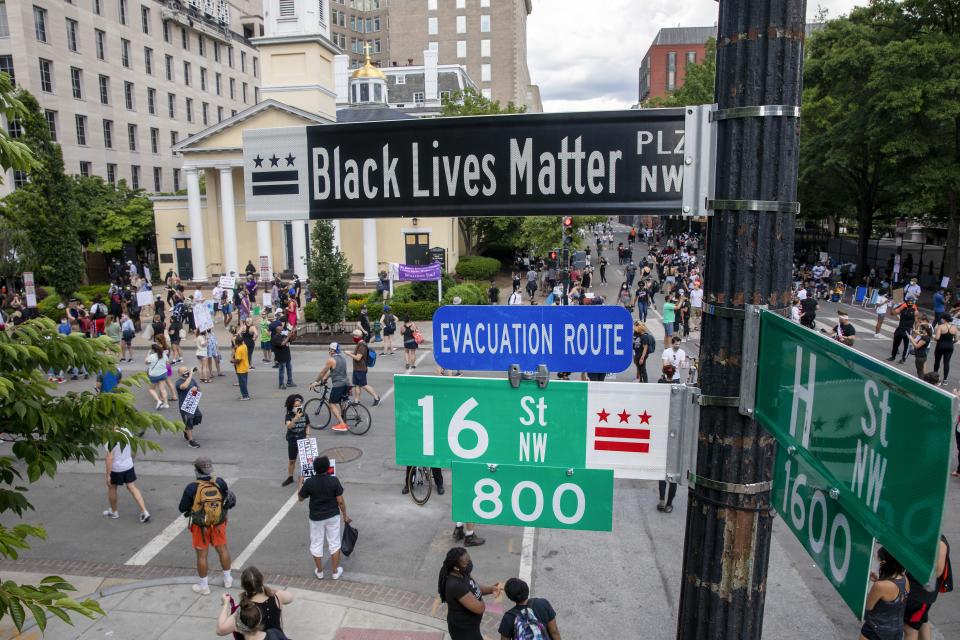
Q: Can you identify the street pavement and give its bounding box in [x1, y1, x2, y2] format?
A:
[3, 226, 957, 639]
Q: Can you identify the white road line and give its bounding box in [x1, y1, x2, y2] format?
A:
[379, 350, 431, 403]
[519, 526, 535, 587]
[233, 491, 301, 570]
[125, 514, 190, 565]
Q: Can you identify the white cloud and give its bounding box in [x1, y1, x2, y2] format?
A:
[527, 0, 865, 112]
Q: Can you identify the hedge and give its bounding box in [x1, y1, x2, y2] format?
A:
[455, 256, 501, 280]
[443, 283, 486, 305]
[344, 299, 439, 321]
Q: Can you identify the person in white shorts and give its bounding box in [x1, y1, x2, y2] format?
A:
[298, 456, 351, 580]
[875, 289, 889, 337]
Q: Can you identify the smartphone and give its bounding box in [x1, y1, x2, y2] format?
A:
[192, 367, 198, 372]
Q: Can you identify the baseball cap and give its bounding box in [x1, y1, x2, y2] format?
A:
[329, 341, 340, 352]
[384, 305, 391, 311]
[453, 296, 462, 305]
[351, 329, 363, 338]
[194, 457, 213, 475]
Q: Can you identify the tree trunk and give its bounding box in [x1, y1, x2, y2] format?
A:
[947, 190, 959, 288]
[856, 204, 873, 278]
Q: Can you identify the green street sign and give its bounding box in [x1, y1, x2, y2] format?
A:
[394, 375, 674, 479]
[755, 311, 955, 600]
[452, 462, 614, 531]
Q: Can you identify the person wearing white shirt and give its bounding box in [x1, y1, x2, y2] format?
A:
[874, 290, 890, 337]
[508, 290, 523, 305]
[796, 286, 808, 301]
[661, 337, 686, 382]
[212, 285, 223, 317]
[689, 284, 704, 331]
[904, 279, 921, 302]
[790, 299, 802, 323]
[103, 429, 151, 523]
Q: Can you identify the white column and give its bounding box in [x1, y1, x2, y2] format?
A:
[363, 218, 378, 282]
[219, 167, 239, 276]
[292, 220, 308, 280]
[186, 167, 207, 282]
[256, 221, 272, 280]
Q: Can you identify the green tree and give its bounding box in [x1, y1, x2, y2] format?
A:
[71, 177, 156, 253]
[0, 72, 39, 181]
[0, 91, 84, 298]
[307, 220, 352, 326]
[0, 217, 29, 291]
[644, 39, 717, 108]
[515, 215, 607, 257]
[441, 87, 526, 116]
[0, 320, 178, 632]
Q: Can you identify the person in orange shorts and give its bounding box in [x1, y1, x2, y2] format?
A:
[178, 457, 233, 595]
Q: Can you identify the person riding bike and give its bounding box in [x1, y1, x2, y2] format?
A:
[309, 343, 351, 432]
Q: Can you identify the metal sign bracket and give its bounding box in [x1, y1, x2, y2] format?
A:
[665, 385, 700, 485]
[507, 364, 550, 389]
[738, 304, 766, 417]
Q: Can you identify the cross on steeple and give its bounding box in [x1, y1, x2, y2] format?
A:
[363, 41, 373, 61]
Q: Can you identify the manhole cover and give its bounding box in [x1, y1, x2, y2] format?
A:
[320, 446, 363, 464]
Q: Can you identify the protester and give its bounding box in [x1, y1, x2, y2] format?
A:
[215, 566, 294, 638]
[102, 428, 150, 523]
[120, 313, 136, 362]
[633, 321, 656, 383]
[297, 456, 350, 580]
[380, 305, 398, 354]
[347, 329, 380, 405]
[231, 334, 251, 401]
[858, 547, 907, 640]
[178, 457, 233, 595]
[874, 289, 889, 337]
[282, 394, 311, 487]
[401, 319, 419, 369]
[498, 577, 561, 640]
[909, 325, 933, 378]
[272, 324, 295, 390]
[903, 535, 951, 640]
[438, 547, 502, 640]
[888, 300, 918, 364]
[176, 366, 203, 448]
[309, 343, 350, 432]
[932, 315, 957, 386]
[661, 337, 685, 382]
[145, 343, 171, 410]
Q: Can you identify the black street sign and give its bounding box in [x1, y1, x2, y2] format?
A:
[243, 109, 686, 221]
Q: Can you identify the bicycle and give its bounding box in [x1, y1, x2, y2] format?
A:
[405, 465, 434, 506]
[302, 383, 372, 435]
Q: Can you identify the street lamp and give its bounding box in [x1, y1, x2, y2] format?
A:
[412, 217, 419, 227]
[176, 222, 185, 233]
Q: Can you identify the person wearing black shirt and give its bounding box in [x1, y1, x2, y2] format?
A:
[829, 312, 857, 346]
[799, 296, 818, 329]
[887, 301, 918, 363]
[282, 394, 311, 487]
[498, 578, 561, 639]
[438, 548, 503, 640]
[297, 456, 350, 580]
[271, 324, 294, 389]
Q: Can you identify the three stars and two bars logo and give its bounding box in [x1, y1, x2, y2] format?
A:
[251, 152, 299, 196]
[594, 407, 653, 453]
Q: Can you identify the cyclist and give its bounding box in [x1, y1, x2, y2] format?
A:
[309, 343, 350, 432]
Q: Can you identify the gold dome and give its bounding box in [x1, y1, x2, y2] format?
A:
[351, 45, 386, 80]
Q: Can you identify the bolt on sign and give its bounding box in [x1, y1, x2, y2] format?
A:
[242, 109, 686, 221]
[754, 311, 956, 618]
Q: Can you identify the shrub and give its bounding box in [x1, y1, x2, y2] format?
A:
[303, 300, 320, 323]
[77, 284, 111, 300]
[455, 256, 501, 280]
[443, 283, 486, 305]
[411, 273, 455, 301]
[348, 293, 368, 301]
[389, 284, 416, 303]
[37, 294, 67, 321]
[344, 299, 438, 321]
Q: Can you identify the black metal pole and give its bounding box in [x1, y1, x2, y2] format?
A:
[676, 1, 805, 639]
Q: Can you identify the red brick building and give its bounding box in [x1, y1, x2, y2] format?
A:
[637, 26, 715, 103]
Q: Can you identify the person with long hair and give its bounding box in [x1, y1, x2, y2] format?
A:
[932, 314, 957, 386]
[282, 394, 311, 486]
[195, 329, 210, 383]
[215, 566, 293, 638]
[401, 318, 418, 370]
[144, 343, 170, 410]
[154, 334, 177, 403]
[859, 546, 908, 640]
[438, 547, 502, 640]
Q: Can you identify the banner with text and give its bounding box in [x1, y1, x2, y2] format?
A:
[391, 262, 442, 282]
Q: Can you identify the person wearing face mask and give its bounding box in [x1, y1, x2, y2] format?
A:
[281, 394, 311, 487]
[178, 457, 233, 595]
[347, 329, 381, 406]
[661, 337, 686, 382]
[438, 547, 503, 640]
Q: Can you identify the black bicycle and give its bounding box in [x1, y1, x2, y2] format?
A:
[303, 383, 372, 435]
[405, 466, 434, 506]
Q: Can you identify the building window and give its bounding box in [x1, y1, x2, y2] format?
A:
[279, 0, 295, 17]
[150, 127, 159, 153]
[39, 59, 53, 93]
[127, 123, 137, 151]
[0, 55, 13, 85]
[173, 167, 180, 191]
[181, 27, 188, 50]
[33, 6, 47, 42]
[66, 18, 79, 52]
[456, 0, 465, 7]
[198, 35, 205, 56]
[666, 51, 677, 91]
[427, 17, 438, 35]
[121, 39, 131, 68]
[165, 55, 173, 81]
[480, 0, 489, 6]
[131, 165, 140, 190]
[6, 117, 19, 138]
[144, 47, 153, 74]
[217, 106, 223, 122]
[229, 77, 235, 99]
[456, 15, 465, 33]
[202, 101, 209, 125]
[241, 51, 246, 73]
[480, 14, 490, 32]
[213, 41, 220, 62]
[686, 51, 696, 66]
[482, 88, 492, 99]
[215, 72, 222, 95]
[124, 81, 135, 109]
[227, 47, 233, 68]
[456, 40, 466, 58]
[395, 74, 405, 85]
[413, 91, 424, 105]
[427, 0, 436, 9]
[75, 114, 87, 145]
[185, 97, 193, 122]
[440, 90, 450, 102]
[13, 171, 28, 188]
[99, 75, 110, 104]
[95, 30, 106, 60]
[481, 64, 491, 82]
[167, 93, 176, 118]
[44, 110, 57, 140]
[169, 130, 177, 148]
[183, 61, 191, 86]
[242, 82, 248, 103]
[71, 67, 83, 99]
[118, 0, 129, 25]
[200, 67, 207, 91]
[162, 20, 170, 42]
[152, 166, 161, 192]
[80, 161, 91, 177]
[252, 57, 258, 78]
[481, 39, 490, 57]
[102, 119, 113, 148]
[231, 109, 237, 116]
[94, 0, 102, 16]
[106, 163, 116, 185]
[141, 5, 150, 33]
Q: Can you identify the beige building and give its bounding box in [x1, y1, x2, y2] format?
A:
[330, 0, 541, 112]
[152, 0, 462, 284]
[0, 0, 263, 196]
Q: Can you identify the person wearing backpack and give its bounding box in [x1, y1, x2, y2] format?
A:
[903, 535, 951, 640]
[380, 306, 398, 355]
[498, 577, 561, 640]
[178, 457, 234, 595]
[348, 329, 381, 406]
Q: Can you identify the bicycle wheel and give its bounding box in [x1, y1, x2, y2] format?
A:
[343, 402, 372, 435]
[302, 398, 331, 429]
[406, 466, 432, 506]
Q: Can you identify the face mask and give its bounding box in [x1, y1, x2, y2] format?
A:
[463, 561, 474, 576]
[353, 337, 362, 343]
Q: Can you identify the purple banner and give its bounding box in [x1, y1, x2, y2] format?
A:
[397, 263, 442, 282]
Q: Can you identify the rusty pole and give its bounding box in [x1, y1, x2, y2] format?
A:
[675, 0, 805, 638]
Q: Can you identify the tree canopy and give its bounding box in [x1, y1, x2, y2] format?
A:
[307, 220, 352, 325]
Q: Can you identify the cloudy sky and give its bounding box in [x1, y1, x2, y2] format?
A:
[527, 0, 864, 112]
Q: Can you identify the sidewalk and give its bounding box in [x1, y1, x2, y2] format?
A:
[0, 560, 497, 640]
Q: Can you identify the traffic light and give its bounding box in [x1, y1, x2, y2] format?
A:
[562, 216, 574, 247]
[563, 216, 573, 229]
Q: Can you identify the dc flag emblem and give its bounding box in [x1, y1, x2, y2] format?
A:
[251, 152, 299, 196]
[243, 126, 311, 221]
[584, 384, 672, 479]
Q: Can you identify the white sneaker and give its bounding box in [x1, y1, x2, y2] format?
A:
[155, 400, 163, 410]
[102, 510, 119, 519]
[314, 568, 324, 580]
[874, 333, 882, 338]
[223, 573, 233, 589]
[332, 567, 343, 580]
[162, 403, 170, 409]
[139, 511, 151, 523]
[191, 583, 211, 596]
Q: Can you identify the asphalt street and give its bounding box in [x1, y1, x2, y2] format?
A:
[11, 227, 958, 640]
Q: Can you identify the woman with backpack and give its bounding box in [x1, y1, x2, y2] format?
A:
[380, 306, 397, 355]
[215, 566, 294, 640]
[401, 318, 419, 370]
